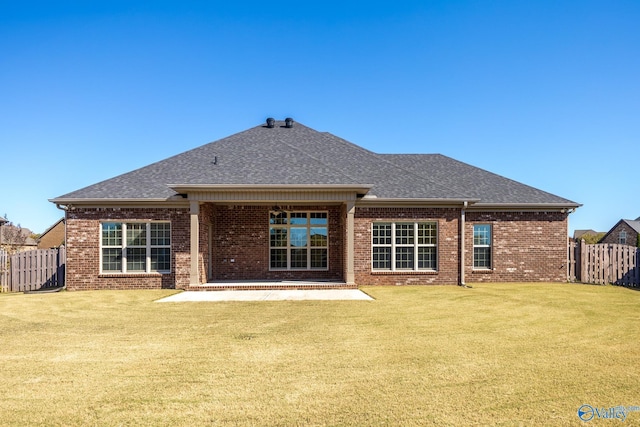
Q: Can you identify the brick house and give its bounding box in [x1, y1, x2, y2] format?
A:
[50, 119, 580, 291]
[599, 217, 640, 247]
[37, 218, 65, 249]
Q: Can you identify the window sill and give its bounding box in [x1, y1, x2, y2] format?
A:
[371, 270, 438, 275]
[99, 272, 169, 278]
[471, 269, 493, 274]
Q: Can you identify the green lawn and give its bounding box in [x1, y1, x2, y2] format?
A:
[1, 283, 639, 426]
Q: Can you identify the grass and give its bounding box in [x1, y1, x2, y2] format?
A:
[1, 283, 639, 426]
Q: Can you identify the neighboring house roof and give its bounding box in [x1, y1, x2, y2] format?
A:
[51, 120, 579, 208]
[39, 218, 65, 236]
[624, 219, 640, 234]
[599, 218, 640, 243]
[573, 229, 602, 240]
[37, 218, 65, 249]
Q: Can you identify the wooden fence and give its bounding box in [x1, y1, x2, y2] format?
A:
[0, 247, 65, 293]
[0, 249, 8, 292]
[569, 241, 639, 286]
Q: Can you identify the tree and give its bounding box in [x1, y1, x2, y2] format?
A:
[0, 215, 29, 255]
[581, 232, 605, 244]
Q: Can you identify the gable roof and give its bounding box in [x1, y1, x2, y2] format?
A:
[599, 218, 640, 244]
[624, 219, 640, 233]
[37, 218, 65, 249]
[51, 120, 579, 208]
[39, 218, 65, 237]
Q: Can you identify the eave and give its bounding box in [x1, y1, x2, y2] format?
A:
[467, 202, 582, 212]
[356, 197, 481, 207]
[168, 183, 374, 193]
[168, 184, 374, 204]
[49, 197, 190, 209]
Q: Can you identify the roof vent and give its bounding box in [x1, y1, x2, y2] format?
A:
[285, 117, 294, 128]
[266, 118, 275, 128]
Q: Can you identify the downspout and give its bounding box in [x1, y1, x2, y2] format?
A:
[54, 204, 69, 291]
[460, 201, 468, 287]
[564, 207, 576, 281]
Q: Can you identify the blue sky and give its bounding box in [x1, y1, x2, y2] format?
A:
[1, 1, 638, 235]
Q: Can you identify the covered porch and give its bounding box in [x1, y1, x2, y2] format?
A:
[173, 184, 370, 289]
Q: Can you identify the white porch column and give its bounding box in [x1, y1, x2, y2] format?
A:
[346, 200, 356, 285]
[190, 200, 200, 285]
[460, 201, 467, 286]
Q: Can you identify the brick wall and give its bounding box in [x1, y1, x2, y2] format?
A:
[354, 207, 569, 285]
[600, 222, 639, 247]
[354, 207, 461, 285]
[65, 207, 189, 290]
[210, 204, 344, 281]
[65, 204, 570, 290]
[465, 211, 569, 283]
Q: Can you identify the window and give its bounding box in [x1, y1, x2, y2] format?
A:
[269, 211, 328, 270]
[372, 222, 437, 271]
[473, 224, 492, 269]
[619, 230, 627, 245]
[101, 222, 171, 273]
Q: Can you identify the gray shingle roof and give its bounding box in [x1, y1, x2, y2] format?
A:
[624, 219, 640, 233]
[52, 120, 578, 207]
[383, 154, 575, 205]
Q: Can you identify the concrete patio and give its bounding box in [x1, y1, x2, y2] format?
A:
[157, 289, 373, 302]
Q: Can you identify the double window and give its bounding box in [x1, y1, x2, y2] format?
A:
[269, 211, 328, 270]
[372, 222, 437, 271]
[619, 230, 627, 245]
[473, 224, 492, 269]
[101, 222, 171, 273]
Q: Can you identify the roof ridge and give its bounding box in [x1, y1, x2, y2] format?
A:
[314, 133, 472, 199]
[274, 125, 366, 184]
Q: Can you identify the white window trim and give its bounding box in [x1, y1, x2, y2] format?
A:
[269, 211, 329, 271]
[473, 224, 492, 270]
[371, 221, 438, 272]
[100, 221, 171, 274]
[619, 230, 627, 245]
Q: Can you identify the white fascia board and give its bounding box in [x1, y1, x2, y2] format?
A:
[49, 197, 190, 208]
[356, 197, 480, 207]
[468, 202, 582, 212]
